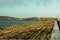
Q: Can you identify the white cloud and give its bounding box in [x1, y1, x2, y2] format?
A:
[0, 0, 60, 17]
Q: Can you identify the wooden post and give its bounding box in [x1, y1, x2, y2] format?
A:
[57, 18, 60, 31]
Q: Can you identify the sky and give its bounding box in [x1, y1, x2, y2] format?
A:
[0, 0, 60, 18]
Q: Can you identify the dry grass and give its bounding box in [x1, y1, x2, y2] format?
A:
[0, 18, 55, 40]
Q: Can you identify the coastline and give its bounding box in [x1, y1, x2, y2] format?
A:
[0, 18, 55, 40]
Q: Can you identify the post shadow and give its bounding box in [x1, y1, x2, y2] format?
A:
[57, 20, 60, 31]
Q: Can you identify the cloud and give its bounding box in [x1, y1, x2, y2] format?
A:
[0, 0, 60, 9]
[0, 0, 60, 17]
[0, 0, 60, 8]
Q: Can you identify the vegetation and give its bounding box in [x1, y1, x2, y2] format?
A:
[0, 16, 55, 21]
[0, 16, 21, 20]
[0, 18, 55, 40]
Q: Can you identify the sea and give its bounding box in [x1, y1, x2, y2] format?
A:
[0, 20, 42, 27]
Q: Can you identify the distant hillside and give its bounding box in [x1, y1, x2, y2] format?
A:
[23, 17, 40, 20]
[23, 17, 54, 21]
[0, 16, 21, 20]
[0, 16, 55, 21]
[0, 16, 40, 20]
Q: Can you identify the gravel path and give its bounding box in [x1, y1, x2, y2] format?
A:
[51, 21, 60, 40]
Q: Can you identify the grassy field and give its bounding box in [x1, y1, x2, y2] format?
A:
[0, 18, 55, 40]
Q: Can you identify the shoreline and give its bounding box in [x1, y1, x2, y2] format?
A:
[0, 18, 55, 40]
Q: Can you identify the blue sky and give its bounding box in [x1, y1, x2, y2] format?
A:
[0, 0, 60, 18]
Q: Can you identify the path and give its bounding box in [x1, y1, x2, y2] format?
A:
[51, 21, 60, 40]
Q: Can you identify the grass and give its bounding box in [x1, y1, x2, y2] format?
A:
[0, 18, 55, 40]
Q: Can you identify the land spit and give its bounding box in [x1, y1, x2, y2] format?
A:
[0, 19, 55, 40]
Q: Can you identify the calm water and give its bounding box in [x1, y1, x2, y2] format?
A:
[0, 20, 41, 27]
